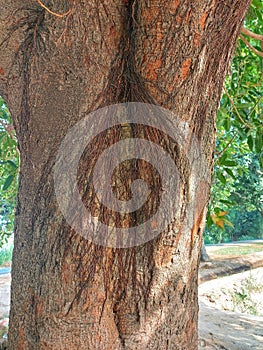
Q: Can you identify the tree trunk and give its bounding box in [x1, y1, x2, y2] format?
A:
[0, 1, 250, 349]
[200, 239, 210, 262]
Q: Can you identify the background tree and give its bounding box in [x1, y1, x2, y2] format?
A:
[0, 1, 251, 349]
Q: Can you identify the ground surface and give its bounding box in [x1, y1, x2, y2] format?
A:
[198, 241, 263, 350]
[198, 268, 263, 350]
[199, 241, 263, 283]
[0, 241, 263, 349]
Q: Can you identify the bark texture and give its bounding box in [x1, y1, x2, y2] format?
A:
[200, 239, 210, 262]
[0, 1, 250, 349]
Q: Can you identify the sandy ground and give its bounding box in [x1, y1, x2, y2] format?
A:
[198, 243, 263, 350]
[0, 274, 10, 319]
[198, 268, 263, 350]
[199, 268, 263, 315]
[199, 302, 263, 350]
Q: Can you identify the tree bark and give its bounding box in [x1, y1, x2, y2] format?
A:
[200, 239, 210, 262]
[0, 1, 250, 349]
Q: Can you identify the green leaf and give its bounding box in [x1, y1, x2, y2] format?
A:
[206, 214, 213, 228]
[223, 160, 238, 167]
[235, 103, 251, 109]
[255, 130, 262, 153]
[7, 160, 18, 169]
[223, 116, 231, 131]
[214, 207, 223, 214]
[252, 0, 263, 9]
[220, 199, 235, 206]
[247, 135, 254, 151]
[217, 171, 227, 184]
[219, 152, 228, 165]
[225, 168, 236, 179]
[2, 175, 15, 191]
[0, 133, 6, 142]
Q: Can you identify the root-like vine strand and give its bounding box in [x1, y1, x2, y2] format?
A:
[36, 0, 72, 18]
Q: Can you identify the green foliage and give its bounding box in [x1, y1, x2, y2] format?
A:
[0, 244, 13, 266]
[238, 235, 258, 241]
[228, 210, 262, 239]
[228, 273, 263, 316]
[206, 156, 263, 243]
[0, 97, 19, 246]
[205, 2, 263, 242]
[228, 155, 263, 212]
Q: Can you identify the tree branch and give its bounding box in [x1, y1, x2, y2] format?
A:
[241, 27, 263, 41]
[239, 34, 263, 58]
[215, 132, 237, 160]
[223, 86, 252, 129]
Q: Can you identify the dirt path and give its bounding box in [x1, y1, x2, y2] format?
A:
[0, 274, 10, 348]
[198, 244, 263, 350]
[199, 250, 263, 283]
[198, 268, 263, 350]
[0, 274, 10, 319]
[199, 301, 263, 350]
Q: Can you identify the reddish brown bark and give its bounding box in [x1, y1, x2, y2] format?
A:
[0, 0, 250, 349]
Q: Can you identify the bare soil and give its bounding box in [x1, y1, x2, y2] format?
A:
[198, 245, 263, 350]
